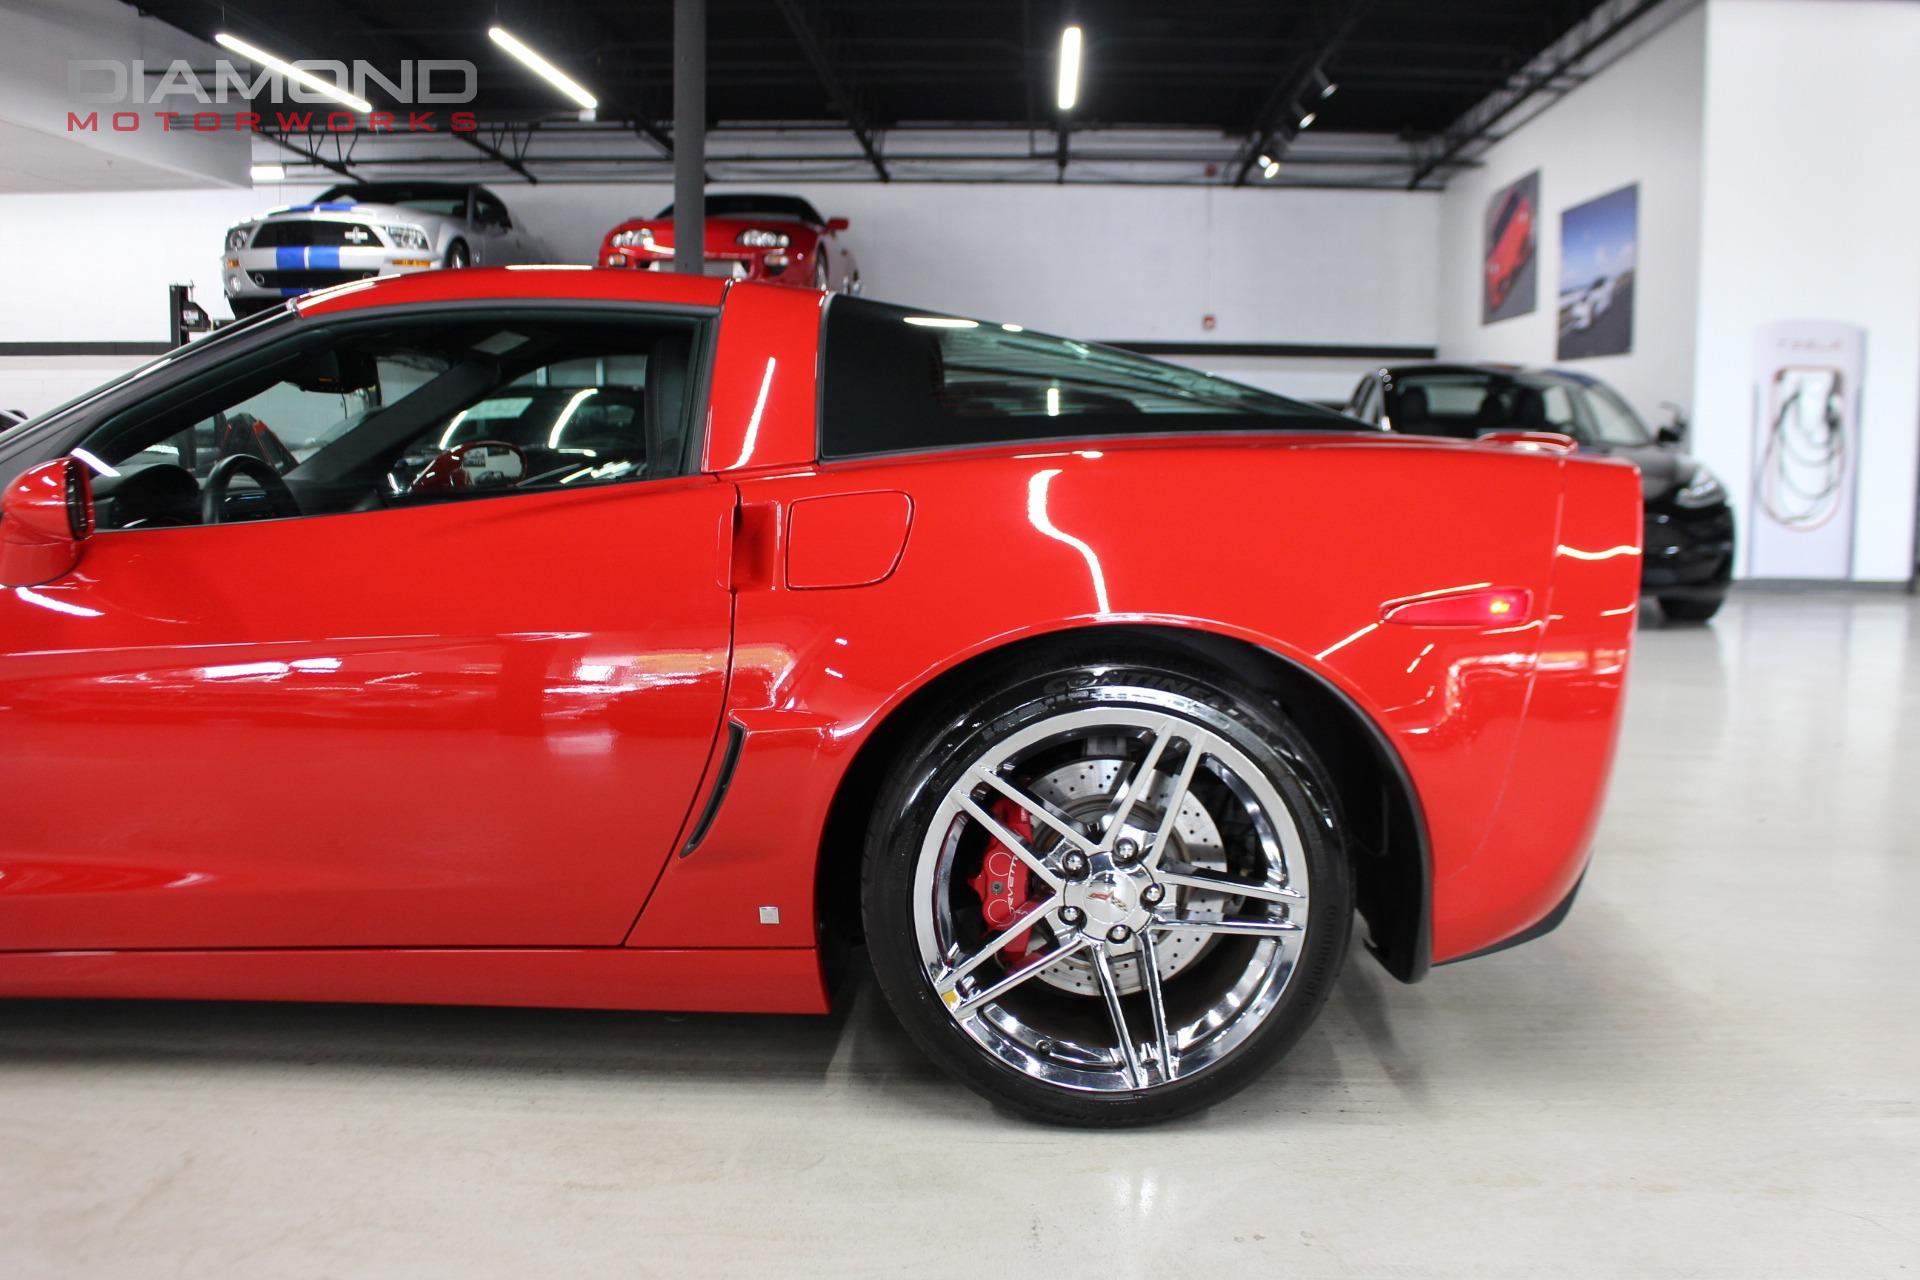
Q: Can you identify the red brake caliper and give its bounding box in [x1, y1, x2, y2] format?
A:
[969, 797, 1039, 961]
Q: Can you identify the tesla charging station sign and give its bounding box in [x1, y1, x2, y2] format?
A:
[1748, 320, 1865, 579]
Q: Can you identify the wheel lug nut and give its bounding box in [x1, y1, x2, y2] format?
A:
[1060, 906, 1085, 927]
[1114, 838, 1139, 864]
[1061, 851, 1089, 878]
[1142, 883, 1165, 906]
[1107, 924, 1132, 944]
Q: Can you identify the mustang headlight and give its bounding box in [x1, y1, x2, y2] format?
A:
[737, 228, 790, 248]
[226, 226, 252, 251]
[610, 229, 647, 248]
[1675, 467, 1726, 508]
[385, 224, 431, 251]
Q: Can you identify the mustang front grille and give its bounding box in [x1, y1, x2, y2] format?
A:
[251, 222, 381, 248]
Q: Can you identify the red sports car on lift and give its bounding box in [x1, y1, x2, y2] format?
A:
[599, 192, 860, 291]
[0, 269, 1639, 1125]
[1486, 186, 1536, 312]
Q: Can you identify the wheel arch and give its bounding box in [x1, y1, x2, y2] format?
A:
[814, 621, 1432, 983]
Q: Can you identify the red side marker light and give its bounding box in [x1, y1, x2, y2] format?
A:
[1382, 587, 1533, 627]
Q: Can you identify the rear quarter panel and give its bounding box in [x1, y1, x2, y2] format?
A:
[632, 434, 1640, 966]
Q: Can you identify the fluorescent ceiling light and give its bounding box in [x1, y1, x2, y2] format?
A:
[214, 33, 372, 114]
[1321, 81, 1339, 99]
[1298, 109, 1317, 129]
[249, 163, 286, 182]
[489, 26, 598, 111]
[1056, 25, 1083, 111]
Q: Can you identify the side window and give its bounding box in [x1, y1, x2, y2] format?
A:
[1537, 384, 1577, 431]
[474, 192, 511, 230]
[820, 297, 1348, 458]
[78, 316, 701, 530]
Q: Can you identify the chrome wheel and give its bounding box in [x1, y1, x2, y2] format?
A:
[911, 699, 1313, 1093]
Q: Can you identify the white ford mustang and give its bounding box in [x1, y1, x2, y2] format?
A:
[220, 181, 551, 317]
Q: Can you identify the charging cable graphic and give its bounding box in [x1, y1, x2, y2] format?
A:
[1759, 366, 1847, 530]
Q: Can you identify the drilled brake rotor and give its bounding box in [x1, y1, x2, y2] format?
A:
[1025, 757, 1228, 997]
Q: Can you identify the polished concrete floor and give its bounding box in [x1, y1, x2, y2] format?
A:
[2, 590, 1916, 1278]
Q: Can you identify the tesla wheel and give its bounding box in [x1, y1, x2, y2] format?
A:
[1660, 594, 1723, 622]
[863, 646, 1351, 1125]
[445, 240, 471, 270]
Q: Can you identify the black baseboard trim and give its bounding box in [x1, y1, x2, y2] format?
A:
[1732, 578, 1915, 593]
[0, 342, 173, 357]
[1103, 340, 1437, 360]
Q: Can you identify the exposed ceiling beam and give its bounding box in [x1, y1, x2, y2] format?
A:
[1231, 0, 1381, 186]
[634, 120, 675, 157]
[458, 127, 538, 183]
[771, 0, 891, 181]
[264, 131, 360, 180]
[1406, 0, 1665, 189]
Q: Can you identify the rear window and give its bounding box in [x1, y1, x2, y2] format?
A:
[819, 298, 1350, 459]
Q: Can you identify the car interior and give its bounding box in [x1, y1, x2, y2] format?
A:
[1387, 374, 1579, 440]
[76, 317, 699, 530]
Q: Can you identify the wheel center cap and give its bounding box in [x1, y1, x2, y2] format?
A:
[1082, 870, 1135, 925]
[1067, 862, 1156, 933]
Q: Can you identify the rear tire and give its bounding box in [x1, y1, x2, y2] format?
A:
[862, 644, 1352, 1126]
[1659, 594, 1724, 622]
[444, 240, 471, 270]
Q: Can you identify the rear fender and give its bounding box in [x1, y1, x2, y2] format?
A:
[627, 439, 1575, 963]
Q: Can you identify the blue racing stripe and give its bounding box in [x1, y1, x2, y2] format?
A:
[276, 246, 304, 269]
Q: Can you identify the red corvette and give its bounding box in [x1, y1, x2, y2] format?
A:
[599, 193, 860, 292]
[1486, 187, 1536, 312]
[0, 269, 1639, 1123]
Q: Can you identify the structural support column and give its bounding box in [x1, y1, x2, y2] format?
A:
[673, 0, 706, 275]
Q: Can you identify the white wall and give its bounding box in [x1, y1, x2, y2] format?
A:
[0, 180, 1437, 411]
[1435, 2, 1707, 423]
[0, 0, 249, 191]
[1691, 0, 1920, 583]
[0, 179, 1437, 345]
[504, 182, 1441, 351]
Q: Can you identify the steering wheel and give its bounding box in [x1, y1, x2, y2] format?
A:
[200, 453, 301, 524]
[408, 440, 528, 495]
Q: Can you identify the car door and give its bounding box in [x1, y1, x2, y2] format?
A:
[0, 306, 732, 952]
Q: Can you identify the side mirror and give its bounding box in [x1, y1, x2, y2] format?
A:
[826, 217, 850, 233]
[1656, 402, 1689, 445]
[0, 457, 95, 587]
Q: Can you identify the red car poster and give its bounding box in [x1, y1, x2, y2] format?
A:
[1482, 170, 1539, 324]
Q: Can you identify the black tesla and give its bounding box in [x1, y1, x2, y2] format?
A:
[1345, 363, 1734, 621]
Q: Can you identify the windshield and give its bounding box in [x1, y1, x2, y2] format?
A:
[652, 194, 824, 223]
[1382, 369, 1652, 447]
[317, 184, 469, 216]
